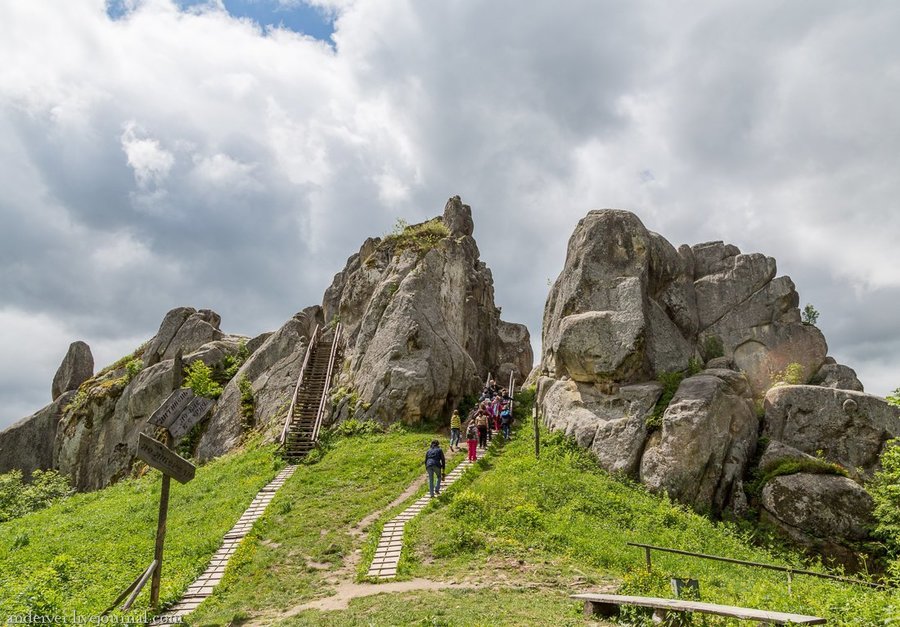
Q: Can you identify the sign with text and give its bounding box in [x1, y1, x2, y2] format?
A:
[147, 389, 194, 430]
[137, 433, 196, 484]
[167, 396, 214, 440]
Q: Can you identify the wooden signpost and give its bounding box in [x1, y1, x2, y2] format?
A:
[107, 388, 214, 611]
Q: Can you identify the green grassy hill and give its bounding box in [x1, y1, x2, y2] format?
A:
[2, 421, 898, 625]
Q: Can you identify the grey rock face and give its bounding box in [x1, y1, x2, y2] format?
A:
[198, 306, 322, 461]
[0, 391, 73, 476]
[538, 376, 661, 478]
[763, 385, 900, 480]
[813, 360, 864, 392]
[757, 440, 818, 471]
[323, 198, 531, 425]
[496, 321, 534, 386]
[760, 473, 875, 568]
[52, 341, 94, 400]
[640, 370, 758, 513]
[145, 307, 224, 365]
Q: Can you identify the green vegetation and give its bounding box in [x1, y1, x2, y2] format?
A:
[0, 470, 72, 523]
[647, 371, 684, 431]
[701, 334, 725, 360]
[380, 217, 451, 256]
[872, 440, 900, 580]
[886, 388, 900, 408]
[184, 359, 223, 399]
[187, 429, 449, 624]
[95, 342, 148, 379]
[748, 457, 849, 497]
[124, 357, 144, 383]
[0, 441, 281, 617]
[802, 303, 820, 326]
[688, 357, 704, 375]
[239, 374, 255, 430]
[402, 429, 898, 625]
[772, 362, 805, 386]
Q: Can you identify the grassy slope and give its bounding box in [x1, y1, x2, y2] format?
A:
[0, 440, 282, 617]
[398, 428, 900, 625]
[188, 429, 450, 625]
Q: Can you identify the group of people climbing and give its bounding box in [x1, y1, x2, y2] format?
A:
[450, 379, 514, 461]
[425, 378, 515, 497]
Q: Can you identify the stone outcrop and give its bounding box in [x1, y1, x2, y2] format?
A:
[0, 391, 73, 477]
[145, 308, 224, 365]
[51, 341, 94, 401]
[324, 197, 532, 424]
[537, 208, 892, 561]
[640, 369, 757, 513]
[760, 473, 875, 569]
[763, 385, 900, 481]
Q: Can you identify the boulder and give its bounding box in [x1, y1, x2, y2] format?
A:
[763, 385, 900, 480]
[0, 391, 73, 476]
[145, 307, 224, 365]
[691, 241, 741, 279]
[539, 376, 661, 478]
[694, 253, 777, 330]
[495, 321, 534, 386]
[442, 195, 474, 237]
[757, 440, 818, 471]
[640, 370, 758, 513]
[812, 360, 864, 392]
[760, 472, 875, 569]
[51, 341, 94, 400]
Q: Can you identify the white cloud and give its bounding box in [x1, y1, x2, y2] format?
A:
[2, 0, 900, 427]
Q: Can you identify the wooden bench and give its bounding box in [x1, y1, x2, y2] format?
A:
[571, 593, 826, 625]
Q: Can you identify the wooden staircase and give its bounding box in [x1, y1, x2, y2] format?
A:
[280, 324, 342, 460]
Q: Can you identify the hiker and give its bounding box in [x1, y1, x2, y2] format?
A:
[490, 395, 502, 432]
[465, 418, 479, 461]
[500, 401, 513, 440]
[425, 440, 446, 497]
[475, 410, 488, 449]
[449, 409, 462, 451]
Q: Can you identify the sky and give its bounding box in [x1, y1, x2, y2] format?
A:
[2, 0, 900, 428]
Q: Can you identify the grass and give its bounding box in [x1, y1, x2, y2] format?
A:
[377, 217, 451, 258]
[401, 428, 900, 625]
[748, 457, 850, 497]
[186, 429, 450, 625]
[0, 439, 282, 617]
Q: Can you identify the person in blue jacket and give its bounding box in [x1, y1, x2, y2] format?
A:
[425, 440, 446, 497]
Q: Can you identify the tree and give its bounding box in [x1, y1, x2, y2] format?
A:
[801, 303, 819, 326]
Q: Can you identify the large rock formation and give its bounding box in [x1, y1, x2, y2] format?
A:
[1, 196, 532, 490]
[51, 341, 94, 401]
[324, 197, 533, 424]
[537, 208, 890, 562]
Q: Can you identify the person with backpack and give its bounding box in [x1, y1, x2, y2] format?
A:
[449, 409, 462, 452]
[500, 400, 513, 440]
[475, 410, 489, 449]
[425, 440, 446, 497]
[465, 418, 479, 462]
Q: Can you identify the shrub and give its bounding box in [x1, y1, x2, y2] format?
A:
[381, 217, 451, 256]
[184, 360, 223, 399]
[701, 335, 725, 360]
[688, 357, 704, 375]
[872, 440, 900, 579]
[331, 418, 383, 438]
[0, 470, 72, 523]
[239, 375, 255, 431]
[647, 372, 684, 431]
[124, 358, 143, 383]
[772, 362, 805, 387]
[886, 388, 900, 408]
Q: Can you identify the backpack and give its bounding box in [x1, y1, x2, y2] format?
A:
[466, 423, 478, 439]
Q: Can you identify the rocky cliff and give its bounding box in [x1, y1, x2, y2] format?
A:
[537, 209, 897, 566]
[0, 196, 532, 488]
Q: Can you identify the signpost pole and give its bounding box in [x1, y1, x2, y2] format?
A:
[149, 433, 172, 608]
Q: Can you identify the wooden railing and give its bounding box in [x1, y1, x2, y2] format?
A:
[279, 324, 320, 447]
[628, 542, 887, 591]
[312, 323, 341, 443]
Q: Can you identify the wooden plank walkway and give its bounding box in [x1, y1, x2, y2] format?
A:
[150, 465, 297, 623]
[366, 460, 473, 579]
